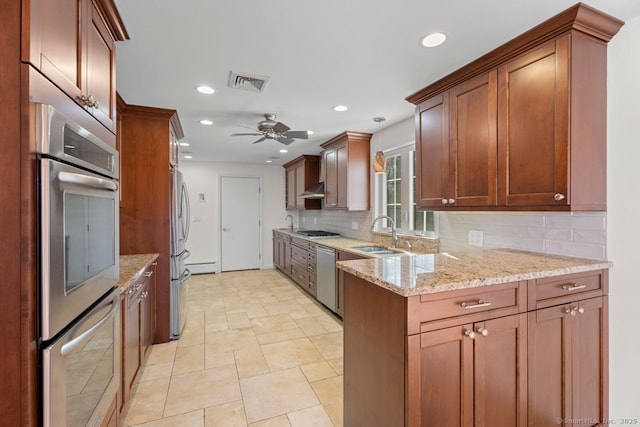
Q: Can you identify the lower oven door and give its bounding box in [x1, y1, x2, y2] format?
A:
[42, 289, 120, 427]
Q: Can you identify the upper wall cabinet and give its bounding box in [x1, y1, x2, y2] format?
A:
[321, 131, 372, 211]
[407, 3, 623, 211]
[283, 155, 322, 210]
[23, 0, 129, 133]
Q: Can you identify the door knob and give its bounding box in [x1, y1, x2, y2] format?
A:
[223, 227, 231, 231]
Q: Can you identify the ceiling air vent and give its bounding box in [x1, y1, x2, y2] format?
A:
[228, 71, 269, 92]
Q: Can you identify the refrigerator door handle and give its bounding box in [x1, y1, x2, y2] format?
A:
[179, 249, 191, 261]
[182, 182, 191, 242]
[179, 268, 191, 282]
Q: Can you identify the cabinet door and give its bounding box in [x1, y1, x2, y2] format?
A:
[415, 93, 451, 208]
[528, 297, 606, 427]
[27, 0, 84, 100]
[324, 150, 338, 208]
[140, 273, 156, 361]
[124, 293, 141, 394]
[336, 142, 348, 208]
[295, 165, 305, 209]
[450, 71, 498, 207]
[474, 314, 527, 427]
[407, 324, 474, 427]
[498, 36, 570, 207]
[85, 0, 116, 131]
[286, 168, 297, 209]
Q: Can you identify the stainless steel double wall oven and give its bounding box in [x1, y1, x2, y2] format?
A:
[37, 104, 120, 427]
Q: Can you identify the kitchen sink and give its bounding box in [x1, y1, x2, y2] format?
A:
[353, 245, 401, 255]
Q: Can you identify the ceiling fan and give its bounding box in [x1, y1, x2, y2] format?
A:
[231, 113, 310, 145]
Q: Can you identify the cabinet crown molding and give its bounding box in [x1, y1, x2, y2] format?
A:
[405, 2, 624, 105]
[320, 131, 372, 149]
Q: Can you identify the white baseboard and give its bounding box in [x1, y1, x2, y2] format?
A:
[186, 262, 219, 274]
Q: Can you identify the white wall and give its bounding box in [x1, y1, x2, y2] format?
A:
[180, 161, 292, 271]
[606, 15, 640, 418]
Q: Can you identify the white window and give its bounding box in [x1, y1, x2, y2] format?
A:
[375, 144, 437, 237]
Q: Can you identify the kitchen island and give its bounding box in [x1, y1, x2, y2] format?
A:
[338, 249, 610, 427]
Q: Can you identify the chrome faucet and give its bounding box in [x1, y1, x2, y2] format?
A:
[285, 214, 294, 232]
[370, 215, 397, 248]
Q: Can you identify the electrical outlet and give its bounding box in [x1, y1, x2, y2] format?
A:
[468, 229, 483, 247]
[352, 221, 359, 230]
[313, 217, 317, 225]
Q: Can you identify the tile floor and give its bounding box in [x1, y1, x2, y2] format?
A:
[122, 269, 344, 427]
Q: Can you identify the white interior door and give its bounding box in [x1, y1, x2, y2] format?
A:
[220, 176, 261, 271]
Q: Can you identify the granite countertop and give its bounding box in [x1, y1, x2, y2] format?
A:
[336, 248, 612, 297]
[117, 253, 159, 292]
[273, 228, 416, 258]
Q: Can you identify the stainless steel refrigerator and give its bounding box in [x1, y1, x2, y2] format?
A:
[170, 166, 191, 339]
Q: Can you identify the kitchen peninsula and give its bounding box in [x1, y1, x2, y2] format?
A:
[339, 250, 610, 426]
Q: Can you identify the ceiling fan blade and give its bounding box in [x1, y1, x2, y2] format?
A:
[272, 121, 290, 134]
[283, 130, 310, 139]
[253, 137, 267, 144]
[237, 124, 260, 131]
[276, 136, 295, 145]
[231, 133, 262, 136]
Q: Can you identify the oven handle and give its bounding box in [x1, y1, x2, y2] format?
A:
[58, 171, 118, 191]
[60, 295, 118, 357]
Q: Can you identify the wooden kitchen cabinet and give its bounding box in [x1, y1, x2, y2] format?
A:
[415, 71, 497, 208]
[283, 155, 321, 210]
[289, 236, 318, 297]
[118, 98, 184, 343]
[121, 261, 156, 414]
[23, 0, 128, 132]
[321, 131, 371, 211]
[407, 3, 623, 211]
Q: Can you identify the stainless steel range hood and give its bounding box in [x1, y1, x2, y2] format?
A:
[298, 182, 325, 199]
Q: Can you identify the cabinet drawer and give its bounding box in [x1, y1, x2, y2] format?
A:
[529, 270, 607, 310]
[290, 262, 309, 287]
[408, 281, 526, 335]
[291, 236, 310, 249]
[290, 245, 308, 263]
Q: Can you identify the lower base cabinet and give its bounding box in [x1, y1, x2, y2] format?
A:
[121, 261, 157, 415]
[344, 270, 608, 427]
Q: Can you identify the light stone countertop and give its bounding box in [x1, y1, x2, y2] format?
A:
[117, 253, 159, 292]
[273, 228, 418, 258]
[336, 248, 612, 297]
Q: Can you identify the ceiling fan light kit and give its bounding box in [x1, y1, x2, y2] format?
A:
[231, 113, 311, 145]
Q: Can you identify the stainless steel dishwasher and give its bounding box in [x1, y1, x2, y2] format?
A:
[316, 245, 336, 312]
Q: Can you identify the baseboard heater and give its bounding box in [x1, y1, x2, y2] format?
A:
[186, 262, 219, 274]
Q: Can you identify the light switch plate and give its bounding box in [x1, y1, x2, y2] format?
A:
[313, 217, 317, 224]
[468, 229, 483, 247]
[352, 221, 359, 230]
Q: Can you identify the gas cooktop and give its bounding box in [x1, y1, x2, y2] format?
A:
[296, 230, 341, 238]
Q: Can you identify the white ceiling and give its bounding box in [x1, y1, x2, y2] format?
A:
[114, 0, 640, 165]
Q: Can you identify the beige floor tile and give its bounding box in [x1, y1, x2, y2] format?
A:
[227, 312, 252, 329]
[314, 314, 343, 333]
[261, 338, 325, 371]
[234, 346, 269, 379]
[122, 377, 170, 426]
[287, 405, 334, 427]
[311, 376, 343, 427]
[204, 400, 247, 427]
[138, 362, 173, 383]
[205, 310, 229, 333]
[172, 344, 205, 375]
[177, 326, 205, 347]
[248, 415, 291, 427]
[128, 409, 204, 427]
[164, 365, 241, 417]
[240, 368, 319, 423]
[146, 341, 178, 366]
[309, 332, 343, 360]
[205, 328, 259, 351]
[294, 317, 329, 337]
[204, 346, 235, 370]
[251, 314, 299, 335]
[255, 328, 306, 346]
[326, 357, 343, 376]
[300, 361, 337, 382]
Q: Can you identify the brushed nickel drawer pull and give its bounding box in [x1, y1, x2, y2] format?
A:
[144, 271, 153, 277]
[562, 283, 587, 291]
[460, 300, 492, 309]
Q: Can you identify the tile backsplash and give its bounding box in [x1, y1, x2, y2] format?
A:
[299, 209, 373, 241]
[438, 211, 607, 260]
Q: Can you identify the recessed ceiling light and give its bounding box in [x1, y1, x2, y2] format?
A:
[196, 85, 215, 94]
[266, 160, 273, 163]
[279, 149, 288, 153]
[333, 105, 348, 112]
[184, 155, 193, 159]
[421, 32, 447, 48]
[307, 130, 314, 135]
[179, 142, 190, 147]
[200, 119, 213, 125]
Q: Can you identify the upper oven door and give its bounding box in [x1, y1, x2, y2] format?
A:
[40, 158, 119, 341]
